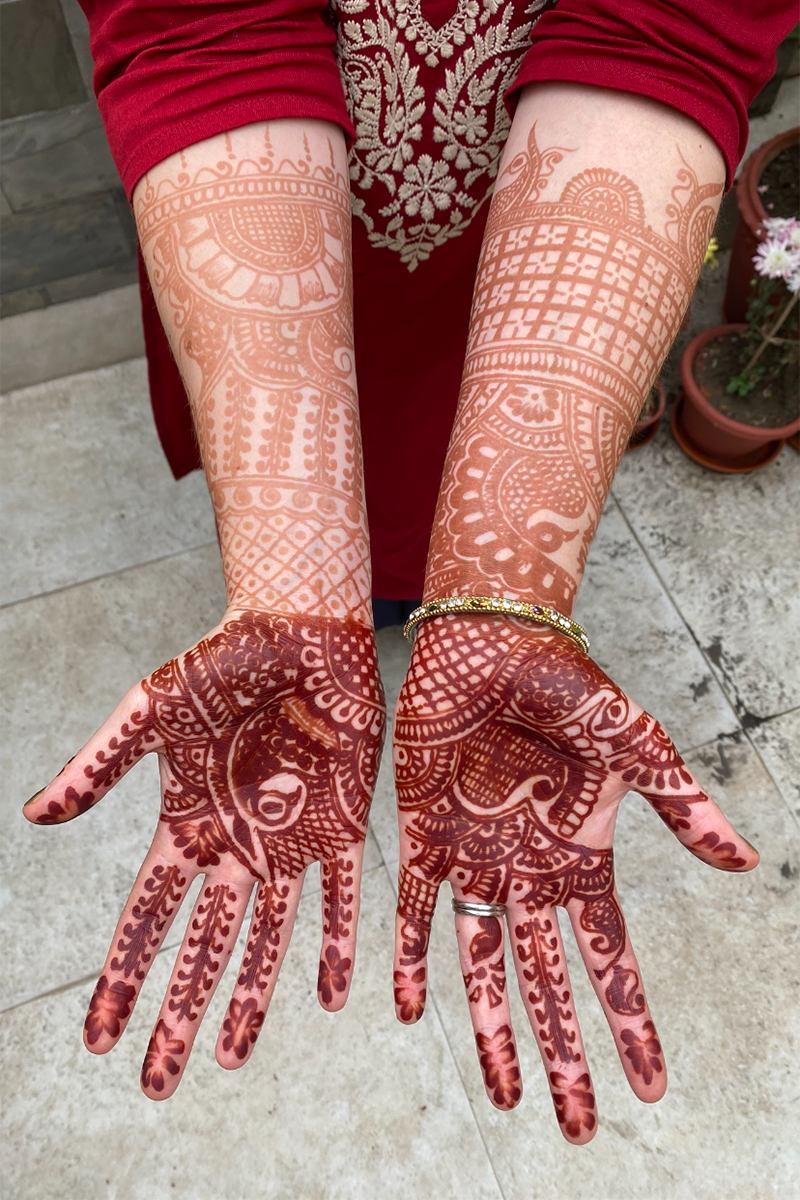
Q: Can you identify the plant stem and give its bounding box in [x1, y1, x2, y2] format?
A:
[742, 290, 799, 375]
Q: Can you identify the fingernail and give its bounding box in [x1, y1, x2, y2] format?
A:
[742, 837, 759, 855]
[23, 787, 46, 809]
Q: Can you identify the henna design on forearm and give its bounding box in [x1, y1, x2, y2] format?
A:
[135, 130, 371, 619]
[425, 127, 722, 608]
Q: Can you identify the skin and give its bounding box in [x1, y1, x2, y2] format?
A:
[24, 87, 759, 1138]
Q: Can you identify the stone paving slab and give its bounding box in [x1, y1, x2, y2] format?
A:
[419, 734, 800, 1200]
[0, 865, 503, 1200]
[0, 359, 213, 604]
[613, 427, 800, 725]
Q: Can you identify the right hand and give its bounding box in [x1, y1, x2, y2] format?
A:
[24, 610, 386, 1098]
[391, 615, 757, 1143]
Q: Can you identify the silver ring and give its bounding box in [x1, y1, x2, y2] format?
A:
[452, 898, 506, 918]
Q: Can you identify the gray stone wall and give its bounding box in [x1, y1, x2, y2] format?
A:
[0, 0, 137, 318]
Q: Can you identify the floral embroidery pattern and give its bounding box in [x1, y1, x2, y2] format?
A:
[334, 0, 547, 269]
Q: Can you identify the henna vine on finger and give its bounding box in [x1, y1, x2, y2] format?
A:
[111, 864, 188, 980]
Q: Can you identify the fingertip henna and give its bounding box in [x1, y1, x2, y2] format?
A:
[317, 944, 352, 1007]
[475, 1025, 522, 1110]
[549, 1070, 597, 1143]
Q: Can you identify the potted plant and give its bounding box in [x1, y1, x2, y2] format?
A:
[674, 217, 800, 473]
[724, 126, 799, 322]
[628, 379, 667, 449]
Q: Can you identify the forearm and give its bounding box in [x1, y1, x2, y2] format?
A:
[425, 84, 725, 613]
[134, 121, 372, 624]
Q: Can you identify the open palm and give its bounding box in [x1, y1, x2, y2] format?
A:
[25, 610, 385, 1098]
[392, 616, 757, 1143]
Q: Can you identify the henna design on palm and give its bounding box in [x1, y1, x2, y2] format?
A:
[393, 617, 757, 1143]
[29, 611, 385, 1098]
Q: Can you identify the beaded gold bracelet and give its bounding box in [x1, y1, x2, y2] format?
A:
[403, 595, 590, 654]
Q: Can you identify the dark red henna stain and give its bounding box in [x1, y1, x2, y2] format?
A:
[111, 864, 187, 980]
[549, 1070, 596, 1140]
[168, 883, 237, 1023]
[318, 944, 351, 1005]
[393, 967, 427, 1022]
[221, 997, 265, 1060]
[691, 831, 748, 870]
[36, 715, 155, 824]
[621, 1020, 664, 1086]
[84, 975, 136, 1045]
[237, 883, 290, 993]
[141, 1019, 185, 1092]
[322, 856, 355, 941]
[476, 1025, 522, 1108]
[516, 917, 580, 1063]
[463, 917, 506, 1007]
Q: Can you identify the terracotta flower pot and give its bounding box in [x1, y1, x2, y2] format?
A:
[675, 325, 799, 472]
[628, 378, 667, 449]
[723, 127, 800, 323]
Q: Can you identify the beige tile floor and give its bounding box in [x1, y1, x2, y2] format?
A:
[2, 82, 799, 1199]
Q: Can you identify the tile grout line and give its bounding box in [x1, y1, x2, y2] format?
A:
[0, 538, 220, 613]
[611, 490, 800, 831]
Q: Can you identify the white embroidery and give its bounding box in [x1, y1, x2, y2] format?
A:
[333, 0, 545, 270]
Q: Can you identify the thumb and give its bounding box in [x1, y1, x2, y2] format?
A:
[614, 714, 759, 873]
[23, 681, 156, 825]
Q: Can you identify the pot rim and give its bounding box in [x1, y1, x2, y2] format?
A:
[738, 125, 800, 236]
[680, 323, 800, 439]
[633, 377, 667, 431]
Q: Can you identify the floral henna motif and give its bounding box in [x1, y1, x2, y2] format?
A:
[393, 967, 427, 1022]
[221, 997, 265, 1061]
[476, 1025, 522, 1109]
[318, 944, 352, 1005]
[135, 131, 371, 620]
[621, 1020, 664, 1087]
[549, 1071, 596, 1141]
[141, 1020, 185, 1092]
[425, 125, 721, 608]
[84, 975, 136, 1046]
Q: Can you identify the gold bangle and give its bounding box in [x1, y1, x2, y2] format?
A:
[403, 595, 590, 654]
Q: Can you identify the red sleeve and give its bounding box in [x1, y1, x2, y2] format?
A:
[507, 0, 799, 186]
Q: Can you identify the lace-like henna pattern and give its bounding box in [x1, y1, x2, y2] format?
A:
[135, 131, 371, 620]
[425, 126, 722, 609]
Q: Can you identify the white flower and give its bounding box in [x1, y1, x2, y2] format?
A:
[754, 241, 800, 281]
[789, 226, 800, 250]
[763, 216, 795, 235]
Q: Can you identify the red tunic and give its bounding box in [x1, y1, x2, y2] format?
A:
[80, 0, 796, 598]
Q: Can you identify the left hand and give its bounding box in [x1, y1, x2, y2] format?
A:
[391, 615, 758, 1144]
